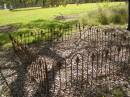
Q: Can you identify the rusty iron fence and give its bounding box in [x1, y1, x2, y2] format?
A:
[11, 23, 85, 46]
[9, 25, 130, 97]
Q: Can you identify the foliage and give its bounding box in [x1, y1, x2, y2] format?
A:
[79, 2, 127, 25]
[97, 8, 109, 25]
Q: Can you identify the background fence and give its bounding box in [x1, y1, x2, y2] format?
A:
[11, 23, 85, 45]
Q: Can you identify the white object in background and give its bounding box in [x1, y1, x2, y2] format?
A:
[4, 3, 7, 9]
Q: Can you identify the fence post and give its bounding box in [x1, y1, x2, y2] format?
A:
[76, 56, 80, 81]
[44, 59, 49, 96]
[79, 23, 82, 39]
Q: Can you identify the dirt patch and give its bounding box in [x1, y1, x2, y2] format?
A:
[54, 14, 80, 20]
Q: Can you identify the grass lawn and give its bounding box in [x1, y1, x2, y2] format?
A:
[0, 2, 126, 26]
[0, 2, 127, 48]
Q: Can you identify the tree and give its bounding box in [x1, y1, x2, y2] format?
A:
[0, 0, 126, 9]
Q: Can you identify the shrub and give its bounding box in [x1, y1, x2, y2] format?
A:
[97, 8, 109, 25]
[79, 10, 99, 25]
[109, 5, 128, 24]
[79, 3, 127, 25]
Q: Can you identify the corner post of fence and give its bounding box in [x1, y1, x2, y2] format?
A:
[44, 59, 49, 96]
[79, 23, 81, 39]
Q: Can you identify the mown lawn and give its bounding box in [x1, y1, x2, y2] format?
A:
[0, 2, 125, 26]
[0, 2, 127, 48]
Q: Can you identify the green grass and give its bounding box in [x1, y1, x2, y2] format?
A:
[0, 2, 127, 48]
[0, 20, 77, 48]
[0, 33, 11, 48]
[0, 2, 126, 26]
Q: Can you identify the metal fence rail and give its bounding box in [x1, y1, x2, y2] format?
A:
[9, 25, 130, 97]
[11, 23, 85, 46]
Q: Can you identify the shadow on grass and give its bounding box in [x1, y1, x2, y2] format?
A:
[0, 19, 77, 48]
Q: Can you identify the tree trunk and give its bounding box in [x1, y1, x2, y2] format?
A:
[42, 0, 46, 7]
[128, 0, 130, 31]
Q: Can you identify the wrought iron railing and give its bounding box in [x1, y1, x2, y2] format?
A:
[9, 25, 130, 97]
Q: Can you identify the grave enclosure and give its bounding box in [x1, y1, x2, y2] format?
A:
[9, 25, 130, 97]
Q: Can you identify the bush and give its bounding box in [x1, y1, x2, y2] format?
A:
[79, 3, 127, 25]
[79, 10, 99, 25]
[110, 5, 128, 24]
[97, 8, 109, 25]
[110, 13, 122, 24]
